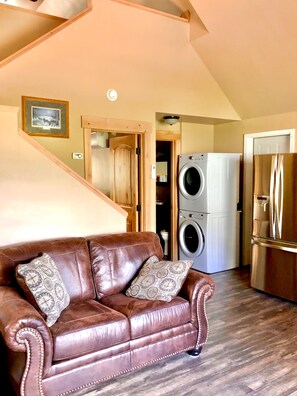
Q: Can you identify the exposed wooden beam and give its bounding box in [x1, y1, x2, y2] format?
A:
[111, 0, 190, 23]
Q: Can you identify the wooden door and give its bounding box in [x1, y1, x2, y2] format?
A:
[109, 135, 139, 232]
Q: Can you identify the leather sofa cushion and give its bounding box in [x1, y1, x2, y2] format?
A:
[87, 232, 163, 299]
[50, 300, 130, 361]
[101, 293, 191, 339]
[0, 238, 95, 303]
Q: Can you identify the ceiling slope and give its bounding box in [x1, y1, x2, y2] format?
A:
[0, 5, 66, 61]
[189, 0, 297, 119]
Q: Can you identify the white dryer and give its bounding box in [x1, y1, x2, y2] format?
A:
[179, 209, 239, 274]
[178, 153, 241, 213]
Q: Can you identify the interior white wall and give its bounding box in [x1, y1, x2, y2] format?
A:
[0, 106, 126, 246]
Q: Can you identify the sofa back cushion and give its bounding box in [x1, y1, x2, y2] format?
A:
[0, 237, 95, 303]
[88, 232, 163, 299]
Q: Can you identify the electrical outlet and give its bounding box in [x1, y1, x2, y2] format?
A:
[72, 153, 83, 160]
[151, 164, 156, 179]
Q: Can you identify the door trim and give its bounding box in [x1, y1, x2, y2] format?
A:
[82, 116, 153, 231]
[156, 130, 181, 260]
[242, 129, 295, 265]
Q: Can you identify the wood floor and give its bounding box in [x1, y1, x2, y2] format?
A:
[78, 266, 297, 396]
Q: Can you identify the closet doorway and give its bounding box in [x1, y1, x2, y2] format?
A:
[156, 130, 180, 260]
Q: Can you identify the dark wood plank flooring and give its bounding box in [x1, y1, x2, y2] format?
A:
[79, 267, 297, 396]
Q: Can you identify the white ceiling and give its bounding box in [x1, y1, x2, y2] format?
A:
[1, 0, 297, 120]
[189, 0, 297, 119]
[128, 0, 297, 119]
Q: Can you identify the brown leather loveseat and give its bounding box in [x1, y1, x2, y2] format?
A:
[0, 232, 215, 396]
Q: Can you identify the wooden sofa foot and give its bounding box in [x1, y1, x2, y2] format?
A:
[187, 346, 202, 356]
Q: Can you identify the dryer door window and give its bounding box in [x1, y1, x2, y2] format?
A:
[178, 164, 204, 199]
[179, 220, 204, 258]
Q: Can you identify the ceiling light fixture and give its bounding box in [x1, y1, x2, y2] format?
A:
[163, 115, 180, 125]
[107, 89, 118, 102]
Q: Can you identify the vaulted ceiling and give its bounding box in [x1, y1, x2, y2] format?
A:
[0, 0, 89, 63]
[0, 0, 88, 18]
[1, 0, 297, 120]
[116, 0, 297, 119]
[189, 0, 297, 119]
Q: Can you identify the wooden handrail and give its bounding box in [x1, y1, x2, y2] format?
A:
[18, 128, 128, 218]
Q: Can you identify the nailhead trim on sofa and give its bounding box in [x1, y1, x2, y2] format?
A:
[16, 328, 45, 396]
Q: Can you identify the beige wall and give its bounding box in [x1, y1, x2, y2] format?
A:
[0, 106, 126, 246]
[214, 110, 297, 153]
[4, 1, 297, 247]
[0, 0, 241, 243]
[155, 120, 214, 154]
[0, 0, 238, 179]
[181, 122, 214, 153]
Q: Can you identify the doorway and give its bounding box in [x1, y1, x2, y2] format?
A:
[156, 130, 181, 260]
[156, 141, 171, 258]
[82, 116, 153, 232]
[90, 132, 140, 231]
[242, 129, 295, 265]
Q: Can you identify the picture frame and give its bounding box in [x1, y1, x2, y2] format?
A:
[22, 96, 69, 138]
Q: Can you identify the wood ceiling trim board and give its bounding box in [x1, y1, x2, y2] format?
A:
[0, 0, 92, 69]
[0, 2, 65, 21]
[111, 0, 189, 22]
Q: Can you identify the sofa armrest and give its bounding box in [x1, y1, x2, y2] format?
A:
[0, 286, 53, 380]
[180, 269, 215, 348]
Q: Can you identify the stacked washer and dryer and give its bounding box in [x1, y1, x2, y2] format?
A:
[178, 153, 241, 274]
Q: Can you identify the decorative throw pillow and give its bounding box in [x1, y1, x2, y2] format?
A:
[16, 253, 70, 327]
[125, 255, 193, 302]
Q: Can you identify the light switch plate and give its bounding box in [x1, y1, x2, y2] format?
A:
[72, 153, 83, 160]
[151, 164, 156, 179]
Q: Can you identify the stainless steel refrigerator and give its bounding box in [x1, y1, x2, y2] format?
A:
[251, 153, 297, 302]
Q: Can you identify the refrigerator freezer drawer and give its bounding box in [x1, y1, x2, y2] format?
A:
[251, 241, 297, 302]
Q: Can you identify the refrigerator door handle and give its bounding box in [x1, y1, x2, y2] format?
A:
[252, 237, 297, 254]
[275, 154, 284, 239]
[269, 155, 277, 239]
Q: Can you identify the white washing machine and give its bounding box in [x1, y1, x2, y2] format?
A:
[178, 153, 241, 213]
[179, 209, 240, 274]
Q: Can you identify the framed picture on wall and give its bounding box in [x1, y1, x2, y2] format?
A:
[22, 96, 69, 138]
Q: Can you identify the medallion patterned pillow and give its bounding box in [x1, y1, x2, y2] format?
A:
[125, 255, 193, 302]
[16, 253, 70, 327]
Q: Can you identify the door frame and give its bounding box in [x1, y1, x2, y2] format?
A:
[156, 129, 181, 260]
[109, 134, 139, 232]
[242, 129, 295, 265]
[82, 116, 153, 231]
